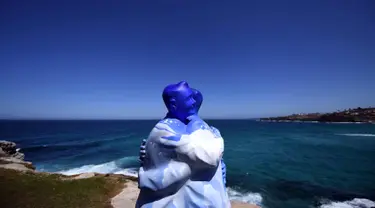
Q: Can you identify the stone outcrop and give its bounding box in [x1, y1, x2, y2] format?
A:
[0, 140, 16, 153]
[0, 140, 34, 171]
[73, 172, 96, 179]
[231, 200, 260, 208]
[0, 140, 25, 159]
[0, 147, 7, 157]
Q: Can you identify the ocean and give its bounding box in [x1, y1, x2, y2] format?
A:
[1, 120, 374, 208]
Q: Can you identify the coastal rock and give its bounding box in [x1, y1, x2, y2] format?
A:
[111, 180, 139, 208]
[0, 163, 32, 172]
[0, 140, 35, 171]
[0, 157, 33, 166]
[0, 140, 25, 159]
[231, 200, 260, 208]
[12, 151, 25, 160]
[0, 157, 35, 171]
[259, 107, 375, 123]
[0, 140, 17, 155]
[0, 147, 7, 157]
[74, 172, 96, 179]
[1, 139, 261, 207]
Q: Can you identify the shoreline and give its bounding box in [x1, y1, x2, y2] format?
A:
[0, 140, 260, 208]
[259, 107, 375, 124]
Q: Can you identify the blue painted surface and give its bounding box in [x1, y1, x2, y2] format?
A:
[136, 82, 230, 207]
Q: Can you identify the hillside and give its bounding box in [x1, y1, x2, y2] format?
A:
[259, 107, 375, 123]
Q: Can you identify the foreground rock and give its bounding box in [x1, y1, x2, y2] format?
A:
[111, 179, 260, 208]
[0, 140, 34, 171]
[0, 147, 7, 157]
[231, 200, 260, 208]
[111, 179, 139, 208]
[0, 140, 24, 159]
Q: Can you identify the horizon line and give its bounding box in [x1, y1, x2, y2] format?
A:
[0, 117, 259, 121]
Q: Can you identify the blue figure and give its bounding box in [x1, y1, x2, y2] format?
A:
[136, 81, 230, 208]
[189, 88, 227, 188]
[138, 88, 228, 186]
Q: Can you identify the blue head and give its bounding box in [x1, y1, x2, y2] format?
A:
[162, 81, 196, 123]
[191, 88, 203, 114]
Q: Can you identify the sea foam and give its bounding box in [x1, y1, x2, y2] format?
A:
[58, 158, 263, 206]
[58, 156, 138, 177]
[337, 133, 375, 137]
[320, 198, 375, 208]
[227, 187, 263, 206]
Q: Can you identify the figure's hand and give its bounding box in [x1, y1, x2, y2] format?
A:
[157, 119, 223, 170]
[139, 139, 146, 166]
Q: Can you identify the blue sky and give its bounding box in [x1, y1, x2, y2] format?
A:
[1, 0, 374, 119]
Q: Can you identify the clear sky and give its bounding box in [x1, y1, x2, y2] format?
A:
[1, 0, 374, 119]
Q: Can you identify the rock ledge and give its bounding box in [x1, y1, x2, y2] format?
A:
[0, 140, 35, 171]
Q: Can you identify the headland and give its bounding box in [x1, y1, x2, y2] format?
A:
[259, 107, 375, 123]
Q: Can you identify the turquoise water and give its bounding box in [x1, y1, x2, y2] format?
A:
[1, 120, 374, 208]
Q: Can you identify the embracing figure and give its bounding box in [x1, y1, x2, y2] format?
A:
[136, 81, 230, 208]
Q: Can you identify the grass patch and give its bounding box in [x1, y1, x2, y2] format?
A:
[0, 168, 127, 208]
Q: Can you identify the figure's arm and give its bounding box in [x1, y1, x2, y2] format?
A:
[138, 124, 192, 191]
[210, 126, 227, 186]
[138, 160, 191, 191]
[160, 122, 224, 170]
[139, 120, 223, 191]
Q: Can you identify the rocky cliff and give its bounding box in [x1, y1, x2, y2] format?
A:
[0, 140, 35, 171]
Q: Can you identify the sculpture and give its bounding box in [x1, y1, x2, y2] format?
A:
[138, 88, 227, 186]
[189, 88, 227, 188]
[136, 81, 230, 208]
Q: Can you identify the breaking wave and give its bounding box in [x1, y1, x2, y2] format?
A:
[320, 198, 375, 208]
[337, 133, 375, 137]
[57, 157, 263, 206]
[58, 156, 139, 177]
[227, 187, 263, 206]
